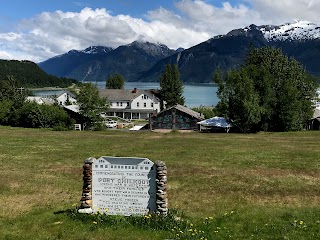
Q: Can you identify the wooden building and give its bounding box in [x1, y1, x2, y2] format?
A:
[150, 104, 204, 130]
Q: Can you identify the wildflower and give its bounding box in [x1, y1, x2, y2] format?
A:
[179, 230, 183, 234]
[299, 220, 304, 225]
[190, 223, 194, 227]
[208, 216, 213, 220]
[188, 229, 193, 232]
[93, 221, 97, 224]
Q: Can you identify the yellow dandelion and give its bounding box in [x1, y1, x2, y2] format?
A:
[93, 221, 97, 224]
[299, 220, 304, 225]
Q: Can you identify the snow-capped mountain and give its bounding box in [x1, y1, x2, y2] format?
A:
[39, 21, 320, 83]
[39, 41, 176, 82]
[81, 46, 114, 54]
[260, 20, 320, 41]
[137, 21, 320, 83]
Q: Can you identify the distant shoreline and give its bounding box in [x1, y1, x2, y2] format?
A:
[29, 87, 68, 91]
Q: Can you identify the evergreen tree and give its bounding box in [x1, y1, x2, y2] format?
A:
[159, 64, 184, 108]
[214, 47, 317, 132]
[106, 73, 125, 89]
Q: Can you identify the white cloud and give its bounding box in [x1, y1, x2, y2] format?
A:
[249, 0, 320, 24]
[0, 0, 319, 62]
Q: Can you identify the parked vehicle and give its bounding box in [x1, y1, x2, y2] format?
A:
[105, 120, 117, 128]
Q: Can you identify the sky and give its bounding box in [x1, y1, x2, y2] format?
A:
[0, 0, 319, 62]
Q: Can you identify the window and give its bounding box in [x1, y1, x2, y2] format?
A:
[127, 102, 130, 107]
[144, 103, 146, 107]
[137, 102, 139, 107]
[120, 102, 123, 107]
[117, 102, 119, 106]
[151, 103, 154, 107]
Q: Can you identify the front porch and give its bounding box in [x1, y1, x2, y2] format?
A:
[106, 109, 157, 120]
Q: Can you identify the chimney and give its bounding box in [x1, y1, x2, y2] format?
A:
[132, 88, 137, 93]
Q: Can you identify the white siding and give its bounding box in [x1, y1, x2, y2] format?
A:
[131, 93, 160, 112]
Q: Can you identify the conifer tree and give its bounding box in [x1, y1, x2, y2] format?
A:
[106, 73, 125, 89]
[159, 64, 184, 109]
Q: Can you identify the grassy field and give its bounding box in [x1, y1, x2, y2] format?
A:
[0, 127, 320, 239]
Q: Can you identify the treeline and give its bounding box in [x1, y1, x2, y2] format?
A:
[0, 60, 78, 87]
[0, 79, 74, 130]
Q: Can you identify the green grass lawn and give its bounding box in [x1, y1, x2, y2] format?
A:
[0, 127, 320, 239]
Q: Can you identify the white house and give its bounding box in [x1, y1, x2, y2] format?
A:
[99, 88, 161, 120]
[55, 91, 77, 106]
[31, 90, 77, 106]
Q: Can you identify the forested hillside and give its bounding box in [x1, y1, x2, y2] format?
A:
[0, 60, 77, 87]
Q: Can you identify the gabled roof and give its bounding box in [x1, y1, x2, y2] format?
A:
[156, 104, 204, 120]
[99, 89, 159, 101]
[57, 90, 77, 99]
[64, 104, 80, 113]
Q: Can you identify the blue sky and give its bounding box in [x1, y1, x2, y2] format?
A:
[0, 0, 319, 62]
[1, 0, 244, 19]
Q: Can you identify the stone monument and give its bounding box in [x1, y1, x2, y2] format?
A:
[78, 156, 168, 216]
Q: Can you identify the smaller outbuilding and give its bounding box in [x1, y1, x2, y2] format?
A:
[308, 107, 320, 130]
[150, 104, 204, 130]
[197, 116, 233, 132]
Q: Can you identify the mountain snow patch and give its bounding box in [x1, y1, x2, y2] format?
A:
[261, 20, 320, 41]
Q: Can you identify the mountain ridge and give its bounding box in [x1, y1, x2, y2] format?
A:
[38, 21, 320, 83]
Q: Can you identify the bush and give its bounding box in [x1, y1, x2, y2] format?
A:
[191, 106, 216, 119]
[5, 101, 74, 129]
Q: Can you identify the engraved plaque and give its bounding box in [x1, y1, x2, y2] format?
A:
[92, 156, 156, 215]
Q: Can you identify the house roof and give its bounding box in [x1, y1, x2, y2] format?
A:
[64, 104, 80, 113]
[57, 90, 77, 99]
[99, 89, 159, 101]
[156, 104, 204, 120]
